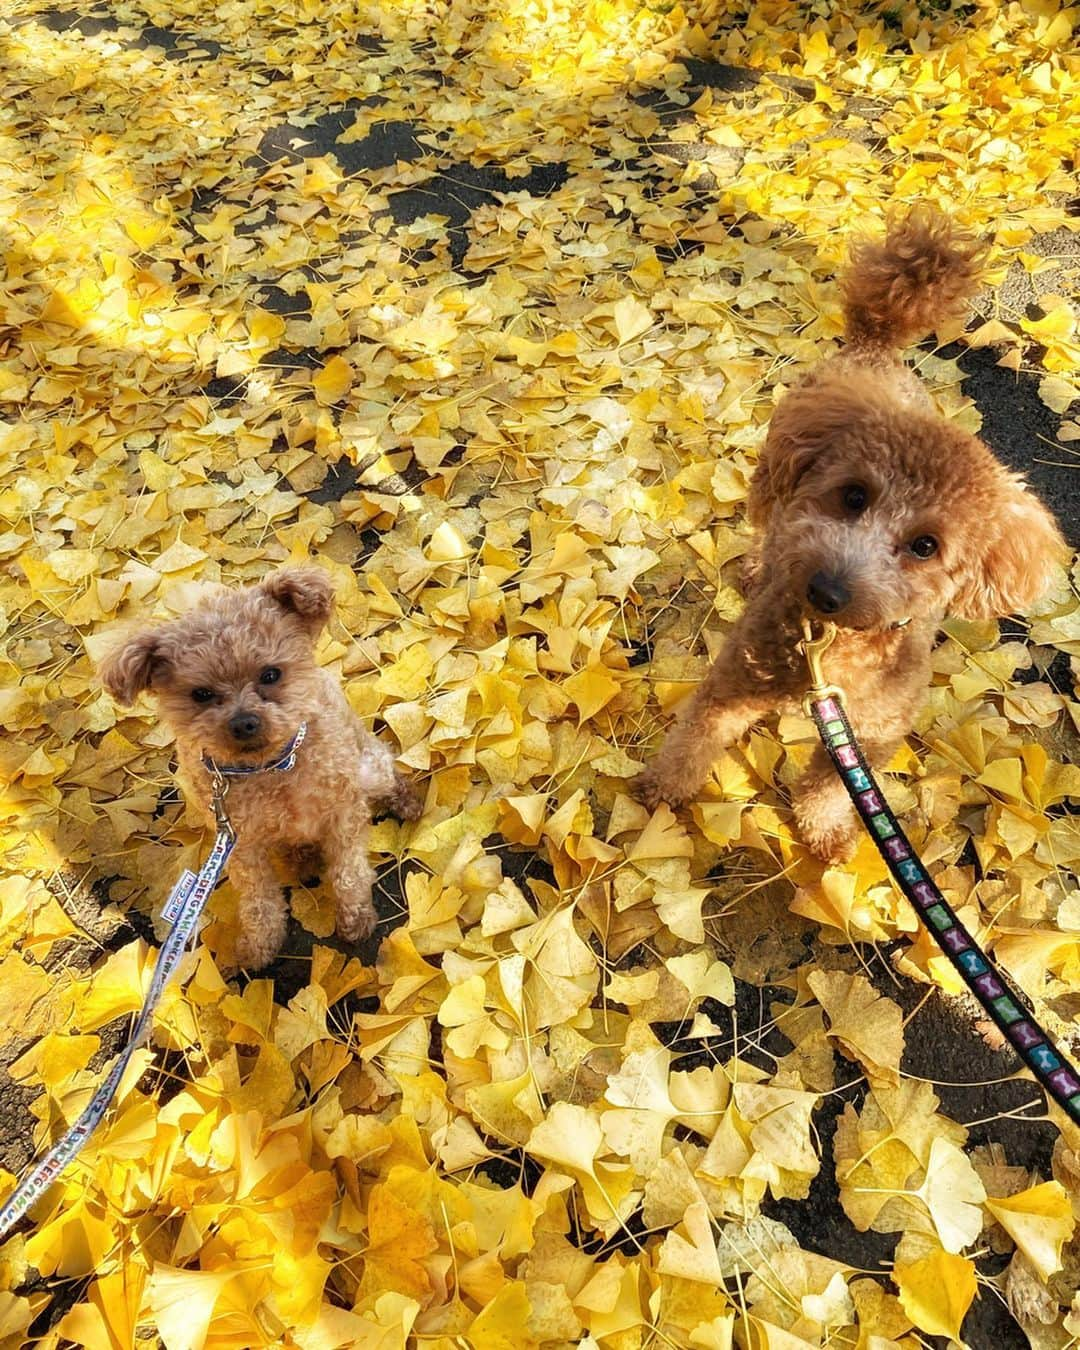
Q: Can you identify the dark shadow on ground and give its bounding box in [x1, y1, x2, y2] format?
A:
[948, 343, 1080, 546]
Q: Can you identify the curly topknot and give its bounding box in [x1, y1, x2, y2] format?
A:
[840, 202, 989, 350]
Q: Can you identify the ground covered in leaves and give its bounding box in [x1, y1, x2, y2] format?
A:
[2, 0, 1080, 1345]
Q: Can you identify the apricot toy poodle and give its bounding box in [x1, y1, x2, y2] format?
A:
[101, 567, 422, 968]
[635, 204, 1065, 863]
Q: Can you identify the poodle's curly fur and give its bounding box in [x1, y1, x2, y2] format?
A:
[636, 205, 1065, 862]
[100, 568, 422, 969]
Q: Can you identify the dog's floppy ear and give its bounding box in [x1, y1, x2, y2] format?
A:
[259, 566, 335, 631]
[950, 484, 1065, 619]
[99, 631, 168, 705]
[748, 384, 874, 528]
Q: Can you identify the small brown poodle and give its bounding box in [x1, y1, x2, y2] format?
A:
[636, 205, 1066, 862]
[101, 567, 422, 969]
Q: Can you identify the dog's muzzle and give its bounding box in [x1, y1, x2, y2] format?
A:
[806, 571, 851, 616]
[229, 711, 262, 742]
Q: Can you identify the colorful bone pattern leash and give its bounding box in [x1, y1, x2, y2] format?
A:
[0, 809, 235, 1238]
[800, 621, 1080, 1125]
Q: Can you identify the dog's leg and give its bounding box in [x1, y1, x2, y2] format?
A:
[634, 666, 771, 811]
[325, 808, 379, 943]
[231, 844, 288, 969]
[792, 737, 899, 864]
[356, 733, 423, 821]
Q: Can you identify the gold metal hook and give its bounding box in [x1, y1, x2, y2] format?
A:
[208, 765, 234, 839]
[797, 617, 846, 713]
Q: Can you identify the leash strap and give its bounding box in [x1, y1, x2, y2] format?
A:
[0, 822, 235, 1238]
[808, 690, 1080, 1125]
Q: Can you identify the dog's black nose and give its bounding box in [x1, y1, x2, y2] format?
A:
[229, 712, 262, 742]
[807, 571, 851, 615]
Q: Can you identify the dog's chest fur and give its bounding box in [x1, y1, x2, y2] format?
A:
[178, 717, 362, 844]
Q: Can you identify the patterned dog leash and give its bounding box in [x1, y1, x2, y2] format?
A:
[0, 785, 234, 1238]
[0, 723, 308, 1237]
[799, 619, 1080, 1125]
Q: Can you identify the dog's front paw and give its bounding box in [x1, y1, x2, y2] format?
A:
[793, 793, 859, 865]
[800, 821, 858, 866]
[236, 927, 285, 971]
[388, 774, 424, 823]
[234, 891, 288, 970]
[336, 903, 377, 944]
[631, 767, 686, 814]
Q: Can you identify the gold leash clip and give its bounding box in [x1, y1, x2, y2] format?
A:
[797, 617, 846, 715]
[208, 765, 235, 840]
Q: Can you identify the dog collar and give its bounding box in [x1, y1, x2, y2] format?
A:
[802, 617, 912, 636]
[203, 722, 308, 778]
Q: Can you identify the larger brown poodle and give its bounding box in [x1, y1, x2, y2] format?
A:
[635, 205, 1066, 862]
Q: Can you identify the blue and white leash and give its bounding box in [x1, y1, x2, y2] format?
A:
[0, 802, 233, 1237]
[0, 724, 307, 1238]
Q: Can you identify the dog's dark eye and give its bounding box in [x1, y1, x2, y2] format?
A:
[909, 535, 939, 560]
[842, 484, 868, 515]
[191, 687, 215, 704]
[259, 667, 282, 686]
